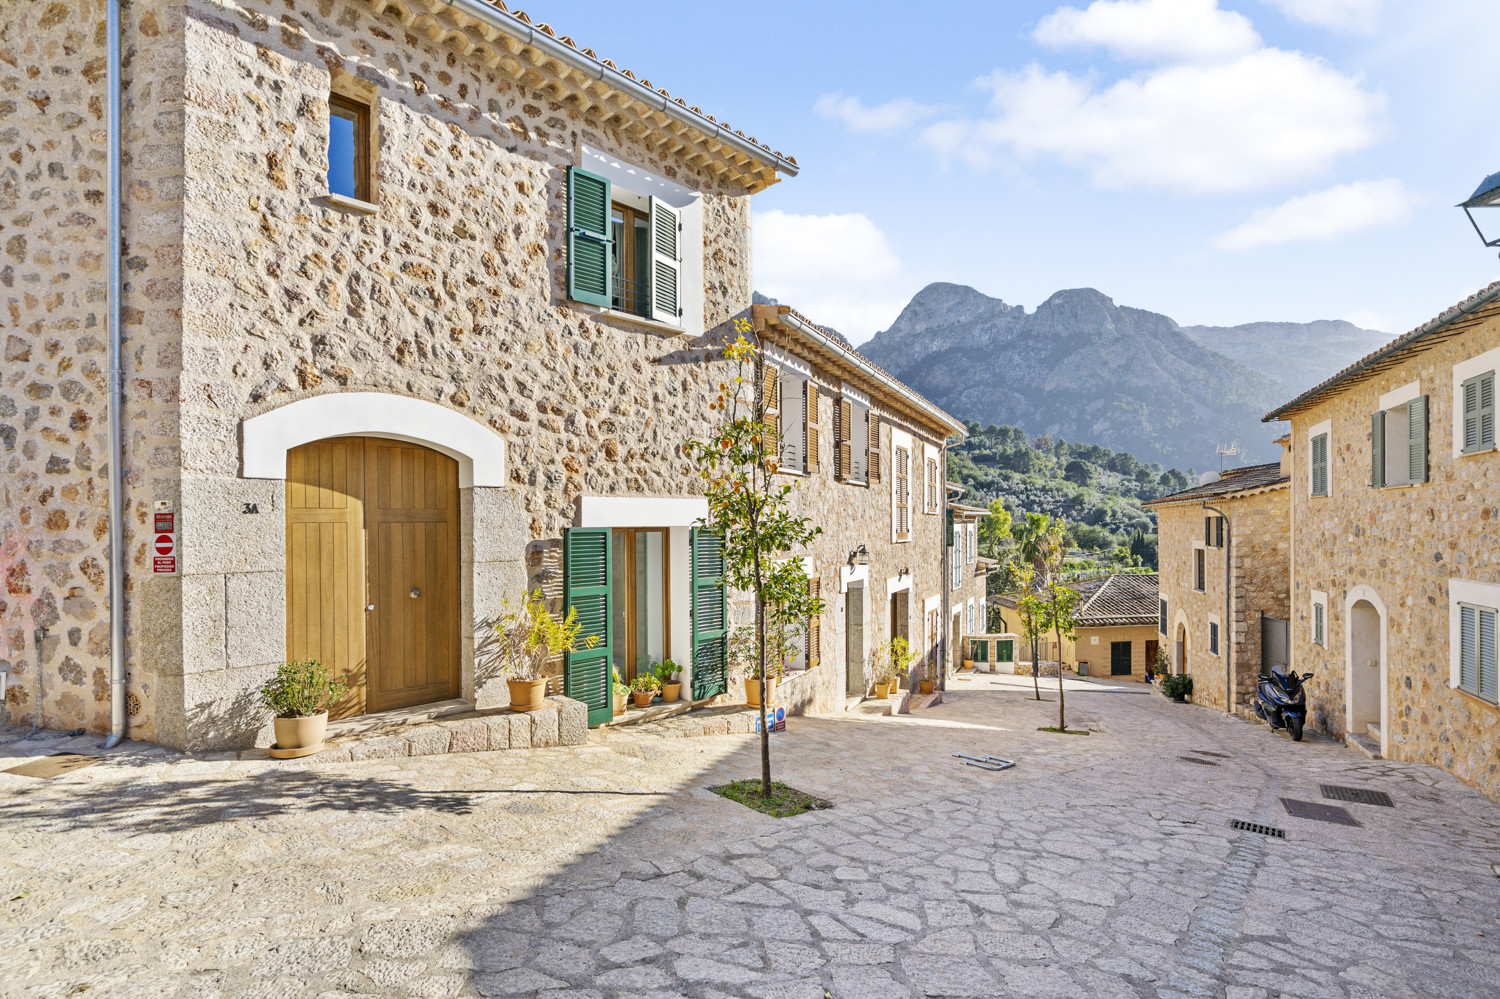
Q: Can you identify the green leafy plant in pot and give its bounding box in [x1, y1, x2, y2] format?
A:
[630, 673, 662, 708]
[612, 668, 628, 717]
[1161, 672, 1194, 702]
[494, 589, 600, 712]
[870, 636, 913, 699]
[260, 659, 347, 758]
[653, 659, 682, 703]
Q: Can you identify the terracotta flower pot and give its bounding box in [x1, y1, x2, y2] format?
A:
[660, 682, 681, 703]
[632, 690, 655, 708]
[613, 691, 625, 717]
[963, 659, 974, 670]
[919, 680, 934, 695]
[507, 678, 547, 713]
[272, 711, 327, 756]
[875, 682, 891, 699]
[745, 677, 778, 708]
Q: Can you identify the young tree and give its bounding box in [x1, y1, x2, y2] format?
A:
[684, 319, 823, 797]
[1036, 520, 1080, 730]
[1006, 555, 1046, 701]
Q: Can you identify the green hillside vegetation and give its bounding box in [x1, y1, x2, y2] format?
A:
[950, 422, 1193, 562]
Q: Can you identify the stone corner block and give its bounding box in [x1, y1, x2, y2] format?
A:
[481, 713, 511, 751]
[507, 711, 532, 749]
[444, 718, 488, 753]
[550, 696, 588, 745]
[530, 703, 560, 748]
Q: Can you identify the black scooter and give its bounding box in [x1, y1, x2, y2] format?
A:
[1253, 665, 1313, 741]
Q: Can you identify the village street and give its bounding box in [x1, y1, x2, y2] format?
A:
[3, 676, 1499, 999]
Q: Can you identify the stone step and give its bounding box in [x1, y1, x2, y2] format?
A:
[850, 698, 893, 718]
[1367, 722, 1383, 740]
[1345, 730, 1381, 760]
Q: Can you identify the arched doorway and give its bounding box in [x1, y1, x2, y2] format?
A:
[1175, 623, 1189, 675]
[286, 437, 461, 718]
[1348, 597, 1384, 742]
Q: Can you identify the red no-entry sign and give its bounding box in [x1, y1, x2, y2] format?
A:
[152, 500, 178, 575]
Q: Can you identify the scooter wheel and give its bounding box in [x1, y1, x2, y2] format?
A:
[1288, 715, 1304, 742]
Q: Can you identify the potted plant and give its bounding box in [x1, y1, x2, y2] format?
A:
[612, 668, 628, 717]
[1147, 647, 1171, 685]
[918, 659, 936, 696]
[870, 636, 912, 699]
[260, 659, 347, 758]
[1162, 673, 1193, 703]
[729, 623, 784, 708]
[630, 673, 661, 708]
[493, 589, 600, 712]
[654, 659, 682, 703]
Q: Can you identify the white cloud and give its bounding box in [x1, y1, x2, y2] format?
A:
[1342, 308, 1395, 331]
[1036, 0, 1261, 62]
[1211, 178, 1422, 250]
[751, 210, 911, 342]
[813, 92, 941, 134]
[1263, 0, 1379, 31]
[923, 48, 1384, 193]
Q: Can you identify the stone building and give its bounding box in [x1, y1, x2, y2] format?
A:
[1264, 281, 1500, 797]
[946, 498, 989, 672]
[1069, 572, 1161, 682]
[1144, 457, 1291, 712]
[0, 0, 962, 751]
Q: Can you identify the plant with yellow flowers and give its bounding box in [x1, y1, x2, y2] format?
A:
[684, 317, 823, 796]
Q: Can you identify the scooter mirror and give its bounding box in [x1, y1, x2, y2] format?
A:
[1258, 674, 1270, 681]
[1301, 673, 1314, 680]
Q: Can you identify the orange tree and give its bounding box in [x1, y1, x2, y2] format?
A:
[684, 318, 823, 796]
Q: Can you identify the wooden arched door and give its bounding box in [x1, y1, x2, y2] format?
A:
[286, 437, 460, 717]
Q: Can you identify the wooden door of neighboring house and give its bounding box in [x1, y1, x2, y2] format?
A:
[1110, 640, 1133, 676]
[1144, 639, 1159, 675]
[286, 437, 460, 718]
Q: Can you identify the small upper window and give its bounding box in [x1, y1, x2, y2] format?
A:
[1209, 621, 1220, 656]
[1194, 548, 1206, 592]
[1370, 396, 1428, 487]
[1310, 431, 1329, 496]
[1461, 371, 1496, 454]
[1458, 603, 1498, 704]
[610, 202, 652, 317]
[328, 94, 371, 203]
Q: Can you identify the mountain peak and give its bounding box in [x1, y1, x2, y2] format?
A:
[885, 282, 1017, 336]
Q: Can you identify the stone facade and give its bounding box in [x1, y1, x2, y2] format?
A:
[1274, 290, 1500, 799]
[1, 0, 962, 750]
[1149, 467, 1290, 713]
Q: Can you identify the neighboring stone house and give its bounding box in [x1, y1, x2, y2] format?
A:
[0, 1, 962, 750]
[1069, 572, 1161, 682]
[1144, 457, 1291, 712]
[1263, 281, 1500, 797]
[946, 499, 989, 672]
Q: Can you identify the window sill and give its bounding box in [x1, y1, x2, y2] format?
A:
[1377, 482, 1421, 490]
[324, 192, 379, 215]
[575, 303, 685, 335]
[777, 468, 809, 478]
[836, 478, 869, 488]
[1458, 446, 1498, 458]
[1451, 684, 1500, 710]
[1308, 492, 1330, 499]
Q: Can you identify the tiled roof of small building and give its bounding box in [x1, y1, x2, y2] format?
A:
[1074, 573, 1160, 627]
[1141, 462, 1288, 507]
[1264, 279, 1500, 422]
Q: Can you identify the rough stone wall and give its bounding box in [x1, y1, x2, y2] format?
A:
[1288, 305, 1500, 799]
[1155, 486, 1290, 712]
[1, 1, 185, 743]
[1075, 625, 1159, 681]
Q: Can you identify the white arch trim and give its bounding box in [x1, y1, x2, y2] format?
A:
[1343, 584, 1389, 759]
[1171, 608, 1192, 674]
[241, 392, 507, 488]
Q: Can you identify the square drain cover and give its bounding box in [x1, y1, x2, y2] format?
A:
[1179, 756, 1219, 766]
[1320, 784, 1393, 807]
[1230, 819, 1286, 838]
[2, 753, 101, 779]
[1281, 797, 1360, 826]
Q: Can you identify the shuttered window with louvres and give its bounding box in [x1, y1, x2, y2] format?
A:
[1463, 371, 1495, 453]
[1370, 410, 1384, 488]
[648, 196, 680, 325]
[1459, 603, 1498, 703]
[563, 527, 613, 725]
[867, 413, 882, 481]
[895, 446, 910, 541]
[806, 383, 820, 474]
[1407, 394, 1428, 484]
[1311, 432, 1329, 496]
[691, 529, 729, 700]
[807, 578, 821, 668]
[566, 167, 611, 308]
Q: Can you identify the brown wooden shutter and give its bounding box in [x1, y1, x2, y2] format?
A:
[808, 578, 821, 668]
[761, 362, 780, 416]
[806, 382, 820, 474]
[835, 398, 851, 479]
[867, 413, 881, 482]
[895, 446, 910, 540]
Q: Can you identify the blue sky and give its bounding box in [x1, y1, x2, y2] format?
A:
[555, 0, 1500, 343]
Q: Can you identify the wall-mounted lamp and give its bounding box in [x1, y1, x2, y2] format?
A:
[898, 566, 909, 577]
[847, 544, 870, 567]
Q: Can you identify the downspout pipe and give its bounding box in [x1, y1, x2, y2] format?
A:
[102, 0, 126, 750]
[1202, 502, 1232, 717]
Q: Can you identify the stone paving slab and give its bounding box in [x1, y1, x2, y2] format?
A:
[3, 674, 1499, 998]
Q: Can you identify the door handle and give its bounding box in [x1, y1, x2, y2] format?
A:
[366, 604, 375, 611]
[409, 588, 421, 599]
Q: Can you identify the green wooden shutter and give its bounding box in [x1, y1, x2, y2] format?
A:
[690, 528, 728, 699]
[566, 166, 611, 308]
[946, 507, 954, 547]
[1461, 605, 1479, 695]
[972, 639, 988, 662]
[562, 527, 613, 726]
[1407, 394, 1428, 484]
[1314, 602, 1324, 646]
[1463, 373, 1495, 452]
[648, 196, 680, 325]
[1481, 607, 1498, 703]
[997, 639, 1013, 662]
[1370, 410, 1384, 488]
[1312, 433, 1328, 495]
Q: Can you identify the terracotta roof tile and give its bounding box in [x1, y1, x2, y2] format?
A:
[1075, 573, 1160, 627]
[1141, 462, 1287, 507]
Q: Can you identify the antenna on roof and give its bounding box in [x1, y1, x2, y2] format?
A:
[1217, 443, 1238, 473]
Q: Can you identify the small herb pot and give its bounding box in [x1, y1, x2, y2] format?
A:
[632, 690, 655, 708]
[875, 682, 891, 699]
[660, 682, 681, 703]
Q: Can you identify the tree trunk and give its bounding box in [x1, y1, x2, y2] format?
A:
[1031, 636, 1040, 700]
[1055, 623, 1066, 730]
[754, 547, 770, 797]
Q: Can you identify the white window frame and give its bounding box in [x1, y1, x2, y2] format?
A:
[1449, 578, 1500, 703]
[1207, 612, 1222, 658]
[1311, 589, 1328, 648]
[1308, 418, 1332, 497]
[1452, 345, 1500, 457]
[967, 523, 977, 565]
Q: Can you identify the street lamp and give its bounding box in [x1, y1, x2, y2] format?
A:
[1459, 170, 1500, 253]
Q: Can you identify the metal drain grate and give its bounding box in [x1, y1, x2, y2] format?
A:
[1192, 750, 1232, 758]
[1179, 755, 1219, 766]
[1230, 819, 1286, 838]
[1281, 797, 1361, 826]
[1320, 784, 1393, 807]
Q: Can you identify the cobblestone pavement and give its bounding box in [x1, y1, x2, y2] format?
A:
[4, 674, 1500, 999]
